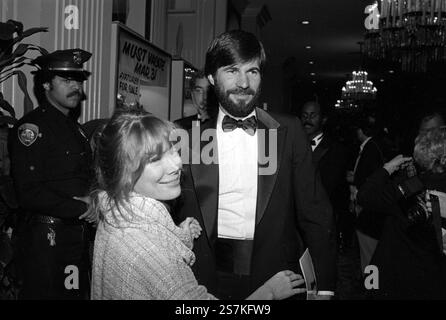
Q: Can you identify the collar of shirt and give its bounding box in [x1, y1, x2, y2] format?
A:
[311, 132, 324, 151]
[359, 136, 372, 153]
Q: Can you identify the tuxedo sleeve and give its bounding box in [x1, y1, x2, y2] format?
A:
[292, 117, 337, 291]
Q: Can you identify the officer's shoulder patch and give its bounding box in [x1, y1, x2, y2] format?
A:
[18, 123, 39, 147]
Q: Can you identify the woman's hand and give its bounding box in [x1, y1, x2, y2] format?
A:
[180, 217, 202, 239]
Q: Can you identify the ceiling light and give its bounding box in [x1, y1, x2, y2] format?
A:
[309, 61, 314, 65]
[380, 79, 385, 82]
[310, 72, 316, 76]
[305, 46, 311, 49]
[389, 70, 395, 74]
[302, 21, 310, 25]
[312, 80, 317, 84]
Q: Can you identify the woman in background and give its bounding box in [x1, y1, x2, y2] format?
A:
[90, 109, 305, 300]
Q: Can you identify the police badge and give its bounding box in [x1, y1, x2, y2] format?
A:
[18, 123, 39, 146]
[73, 51, 83, 65]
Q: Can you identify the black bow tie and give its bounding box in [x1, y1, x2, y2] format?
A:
[311, 139, 317, 146]
[222, 115, 257, 136]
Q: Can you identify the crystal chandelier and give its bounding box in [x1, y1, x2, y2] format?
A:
[364, 0, 446, 72]
[336, 71, 377, 109]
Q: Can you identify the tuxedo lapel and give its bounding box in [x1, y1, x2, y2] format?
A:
[255, 108, 285, 225]
[312, 136, 330, 164]
[189, 117, 219, 241]
[189, 109, 285, 234]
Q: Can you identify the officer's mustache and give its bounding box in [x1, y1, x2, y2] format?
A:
[303, 122, 314, 127]
[67, 91, 84, 99]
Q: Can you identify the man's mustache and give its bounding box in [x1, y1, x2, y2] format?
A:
[226, 88, 256, 96]
[67, 91, 81, 98]
[303, 122, 314, 127]
[67, 91, 86, 100]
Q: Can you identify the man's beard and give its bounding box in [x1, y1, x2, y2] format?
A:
[213, 82, 261, 118]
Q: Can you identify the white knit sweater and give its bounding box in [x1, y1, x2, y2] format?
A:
[91, 192, 216, 300]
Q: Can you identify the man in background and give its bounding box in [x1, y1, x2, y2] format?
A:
[300, 101, 350, 248]
[175, 70, 211, 130]
[348, 117, 385, 272]
[418, 110, 445, 135]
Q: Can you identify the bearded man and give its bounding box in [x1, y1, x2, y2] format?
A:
[175, 30, 336, 300]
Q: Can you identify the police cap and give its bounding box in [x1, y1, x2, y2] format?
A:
[32, 48, 92, 81]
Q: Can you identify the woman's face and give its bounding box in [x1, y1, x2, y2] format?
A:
[134, 145, 182, 200]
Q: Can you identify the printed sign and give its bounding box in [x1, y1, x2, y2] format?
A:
[117, 27, 171, 106]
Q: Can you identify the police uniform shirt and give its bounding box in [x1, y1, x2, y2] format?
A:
[9, 103, 92, 218]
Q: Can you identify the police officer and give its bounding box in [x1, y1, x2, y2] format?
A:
[9, 49, 95, 299]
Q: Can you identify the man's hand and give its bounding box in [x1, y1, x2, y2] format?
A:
[383, 154, 413, 175]
[73, 196, 98, 224]
[264, 270, 306, 300]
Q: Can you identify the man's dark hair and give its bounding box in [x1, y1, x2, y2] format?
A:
[301, 100, 328, 118]
[204, 30, 266, 77]
[356, 115, 379, 137]
[189, 70, 207, 91]
[33, 70, 55, 104]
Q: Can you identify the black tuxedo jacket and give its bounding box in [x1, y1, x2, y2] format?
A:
[175, 108, 336, 296]
[354, 138, 386, 238]
[353, 138, 384, 188]
[313, 136, 350, 213]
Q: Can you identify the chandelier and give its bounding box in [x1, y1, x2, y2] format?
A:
[336, 71, 377, 109]
[364, 0, 446, 72]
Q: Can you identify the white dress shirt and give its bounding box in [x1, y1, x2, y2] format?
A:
[216, 108, 258, 240]
[311, 132, 324, 151]
[353, 136, 372, 176]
